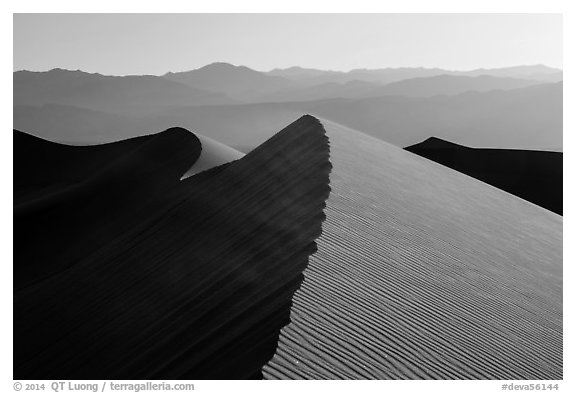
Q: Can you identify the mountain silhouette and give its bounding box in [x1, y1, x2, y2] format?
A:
[14, 69, 236, 116]
[256, 75, 544, 102]
[267, 64, 562, 85]
[14, 82, 562, 152]
[163, 62, 292, 100]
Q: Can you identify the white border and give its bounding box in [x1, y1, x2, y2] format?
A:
[3, 3, 573, 392]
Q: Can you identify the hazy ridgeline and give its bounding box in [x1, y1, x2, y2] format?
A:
[14, 63, 562, 151]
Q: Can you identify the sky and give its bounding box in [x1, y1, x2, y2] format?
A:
[13, 13, 562, 75]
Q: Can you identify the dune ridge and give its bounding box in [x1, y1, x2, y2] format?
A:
[264, 119, 562, 379]
[405, 137, 562, 215]
[14, 116, 332, 379]
[182, 134, 244, 178]
[14, 128, 203, 288]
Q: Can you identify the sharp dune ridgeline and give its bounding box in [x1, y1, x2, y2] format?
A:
[264, 118, 561, 379]
[405, 137, 563, 215]
[14, 116, 332, 379]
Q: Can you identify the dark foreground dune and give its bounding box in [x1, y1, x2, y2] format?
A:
[14, 129, 204, 286]
[13, 116, 331, 379]
[264, 118, 562, 379]
[405, 137, 562, 215]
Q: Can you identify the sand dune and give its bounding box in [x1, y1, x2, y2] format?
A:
[13, 117, 331, 379]
[264, 118, 562, 379]
[405, 137, 562, 215]
[182, 134, 245, 178]
[13, 115, 561, 380]
[14, 128, 203, 288]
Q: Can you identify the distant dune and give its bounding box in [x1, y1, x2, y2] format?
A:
[406, 137, 562, 215]
[264, 118, 562, 379]
[14, 117, 332, 379]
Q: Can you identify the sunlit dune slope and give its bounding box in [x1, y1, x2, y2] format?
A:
[264, 119, 562, 380]
[183, 134, 244, 178]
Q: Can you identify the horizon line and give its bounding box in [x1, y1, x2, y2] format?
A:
[12, 62, 563, 77]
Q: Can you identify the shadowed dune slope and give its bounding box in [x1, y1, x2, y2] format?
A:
[264, 119, 562, 379]
[14, 128, 203, 287]
[14, 115, 331, 379]
[405, 137, 562, 215]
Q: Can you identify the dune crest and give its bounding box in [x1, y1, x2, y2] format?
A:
[182, 134, 245, 179]
[14, 116, 332, 379]
[264, 118, 562, 379]
[14, 127, 203, 287]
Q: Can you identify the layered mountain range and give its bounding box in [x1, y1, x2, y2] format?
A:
[14, 63, 563, 151]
